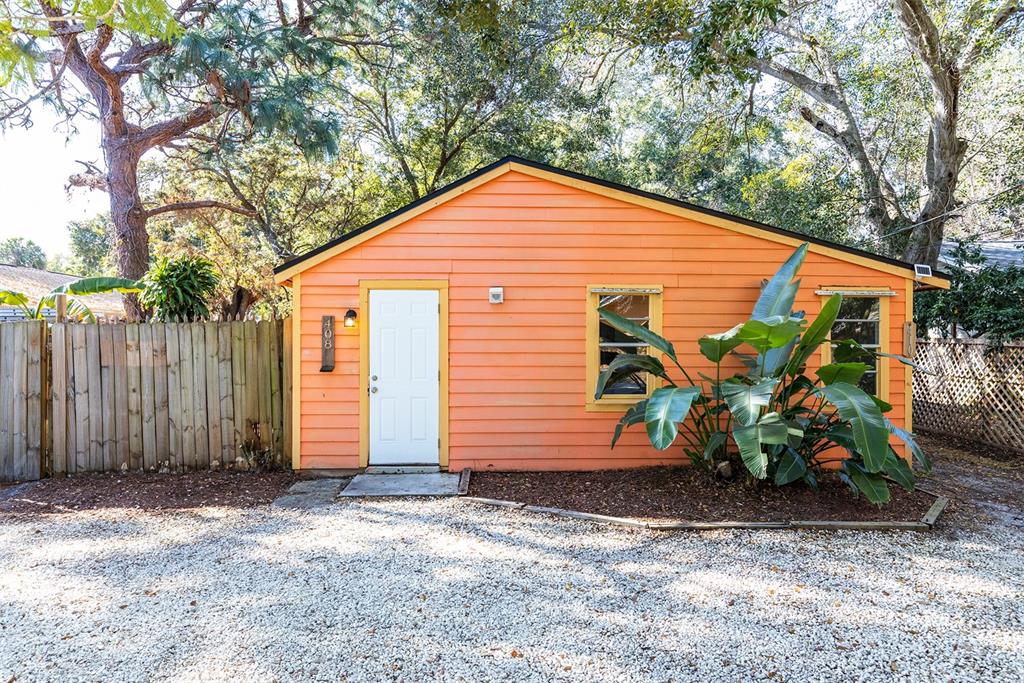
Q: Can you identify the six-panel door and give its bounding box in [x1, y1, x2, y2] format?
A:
[368, 289, 440, 465]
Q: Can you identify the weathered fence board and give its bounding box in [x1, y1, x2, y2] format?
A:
[914, 339, 1024, 455]
[0, 321, 46, 481]
[44, 320, 290, 474]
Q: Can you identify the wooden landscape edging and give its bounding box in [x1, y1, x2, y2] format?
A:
[461, 492, 951, 532]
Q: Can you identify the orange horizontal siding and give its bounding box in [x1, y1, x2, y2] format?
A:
[295, 169, 912, 470]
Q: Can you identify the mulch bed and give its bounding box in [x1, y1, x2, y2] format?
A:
[0, 470, 298, 514]
[470, 467, 936, 523]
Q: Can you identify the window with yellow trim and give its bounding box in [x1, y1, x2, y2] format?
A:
[832, 297, 881, 394]
[586, 286, 663, 409]
[820, 289, 892, 399]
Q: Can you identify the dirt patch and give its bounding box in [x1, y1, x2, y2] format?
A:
[0, 470, 298, 514]
[916, 429, 1023, 465]
[470, 467, 936, 523]
[915, 433, 1024, 528]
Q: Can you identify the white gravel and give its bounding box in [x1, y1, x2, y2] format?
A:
[1, 499, 1022, 682]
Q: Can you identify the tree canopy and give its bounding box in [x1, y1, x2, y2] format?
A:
[0, 237, 46, 268]
[2, 0, 1022, 319]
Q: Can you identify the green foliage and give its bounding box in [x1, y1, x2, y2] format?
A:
[596, 243, 929, 505]
[0, 237, 46, 268]
[140, 255, 220, 321]
[66, 215, 116, 276]
[0, 0, 178, 87]
[0, 277, 140, 321]
[915, 239, 1024, 346]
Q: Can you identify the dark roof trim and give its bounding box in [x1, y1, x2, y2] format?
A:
[275, 155, 949, 281]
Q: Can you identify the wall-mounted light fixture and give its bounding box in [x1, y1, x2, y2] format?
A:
[344, 309, 358, 328]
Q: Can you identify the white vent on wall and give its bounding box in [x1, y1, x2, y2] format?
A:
[488, 287, 504, 304]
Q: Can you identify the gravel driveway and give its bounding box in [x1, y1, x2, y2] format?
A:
[1, 498, 1022, 682]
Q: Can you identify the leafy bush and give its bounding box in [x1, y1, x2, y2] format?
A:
[140, 256, 220, 321]
[597, 243, 930, 504]
[915, 239, 1024, 347]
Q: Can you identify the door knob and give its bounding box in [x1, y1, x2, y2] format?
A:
[370, 386, 378, 393]
[371, 375, 378, 381]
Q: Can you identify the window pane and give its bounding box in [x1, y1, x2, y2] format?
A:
[829, 295, 881, 396]
[831, 320, 878, 345]
[837, 297, 879, 321]
[858, 371, 877, 395]
[597, 294, 651, 396]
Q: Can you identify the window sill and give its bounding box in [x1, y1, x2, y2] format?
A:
[586, 397, 647, 413]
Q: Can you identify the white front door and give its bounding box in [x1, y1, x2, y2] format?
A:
[368, 289, 440, 465]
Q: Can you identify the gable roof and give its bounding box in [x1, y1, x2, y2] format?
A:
[274, 156, 950, 288]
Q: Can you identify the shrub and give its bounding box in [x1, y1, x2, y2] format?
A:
[597, 243, 930, 504]
[140, 255, 219, 321]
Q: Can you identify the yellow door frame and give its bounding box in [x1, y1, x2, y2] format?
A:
[358, 279, 450, 469]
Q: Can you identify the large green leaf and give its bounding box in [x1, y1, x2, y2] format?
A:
[763, 310, 805, 376]
[788, 294, 842, 373]
[736, 316, 805, 353]
[702, 430, 729, 464]
[0, 289, 30, 308]
[595, 353, 668, 399]
[883, 450, 915, 492]
[885, 418, 932, 473]
[732, 413, 790, 479]
[752, 243, 808, 321]
[698, 324, 744, 362]
[832, 338, 934, 374]
[871, 395, 894, 414]
[817, 382, 890, 473]
[822, 423, 857, 450]
[598, 306, 677, 363]
[644, 386, 701, 450]
[774, 449, 807, 485]
[720, 377, 778, 426]
[50, 277, 142, 297]
[843, 462, 891, 505]
[611, 400, 647, 448]
[815, 362, 870, 386]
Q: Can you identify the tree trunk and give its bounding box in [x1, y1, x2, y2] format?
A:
[902, 214, 947, 266]
[104, 137, 149, 320]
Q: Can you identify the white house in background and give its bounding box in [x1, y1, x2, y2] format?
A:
[939, 240, 1024, 271]
[0, 264, 125, 322]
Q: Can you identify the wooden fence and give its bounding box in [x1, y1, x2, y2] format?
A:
[0, 321, 46, 481]
[913, 339, 1024, 455]
[0, 319, 291, 481]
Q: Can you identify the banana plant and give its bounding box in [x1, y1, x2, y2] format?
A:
[0, 277, 140, 322]
[596, 242, 930, 505]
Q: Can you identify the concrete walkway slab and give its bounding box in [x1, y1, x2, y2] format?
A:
[339, 473, 460, 497]
[272, 478, 347, 509]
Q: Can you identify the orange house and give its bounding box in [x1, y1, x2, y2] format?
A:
[274, 157, 949, 473]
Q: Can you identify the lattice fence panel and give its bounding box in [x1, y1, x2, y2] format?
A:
[913, 340, 1024, 455]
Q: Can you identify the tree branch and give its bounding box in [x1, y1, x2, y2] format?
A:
[960, 0, 1023, 72]
[136, 102, 219, 151]
[143, 200, 257, 219]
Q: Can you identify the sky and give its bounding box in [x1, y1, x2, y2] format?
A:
[0, 109, 107, 262]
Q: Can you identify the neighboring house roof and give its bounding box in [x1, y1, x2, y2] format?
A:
[0, 264, 125, 317]
[274, 156, 950, 288]
[939, 240, 1024, 270]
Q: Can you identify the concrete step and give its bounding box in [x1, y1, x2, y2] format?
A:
[364, 465, 441, 475]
